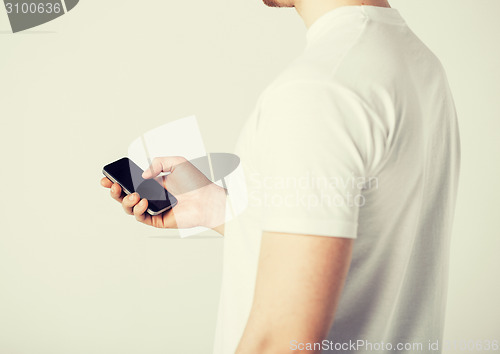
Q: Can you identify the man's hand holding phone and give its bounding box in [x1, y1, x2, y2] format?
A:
[101, 156, 227, 235]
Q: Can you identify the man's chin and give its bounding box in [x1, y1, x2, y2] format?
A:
[262, 0, 294, 8]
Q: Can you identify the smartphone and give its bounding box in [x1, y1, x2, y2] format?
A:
[102, 157, 178, 215]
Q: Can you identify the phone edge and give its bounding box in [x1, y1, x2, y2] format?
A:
[102, 168, 178, 216]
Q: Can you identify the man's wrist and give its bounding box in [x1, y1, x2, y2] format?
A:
[205, 184, 227, 236]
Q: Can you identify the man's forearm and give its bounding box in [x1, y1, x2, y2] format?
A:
[236, 316, 322, 354]
[236, 332, 322, 354]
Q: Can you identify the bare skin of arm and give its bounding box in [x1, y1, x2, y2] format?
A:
[236, 231, 354, 354]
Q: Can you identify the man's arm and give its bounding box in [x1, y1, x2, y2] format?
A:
[236, 231, 354, 354]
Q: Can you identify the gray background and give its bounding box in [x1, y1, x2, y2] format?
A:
[0, 0, 498, 353]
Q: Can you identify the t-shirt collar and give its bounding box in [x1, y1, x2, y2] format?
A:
[306, 5, 405, 44]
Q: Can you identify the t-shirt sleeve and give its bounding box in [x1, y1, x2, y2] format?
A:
[252, 80, 388, 239]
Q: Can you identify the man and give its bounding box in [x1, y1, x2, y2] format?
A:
[101, 0, 461, 353]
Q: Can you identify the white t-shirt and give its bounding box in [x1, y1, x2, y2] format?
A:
[214, 5, 460, 354]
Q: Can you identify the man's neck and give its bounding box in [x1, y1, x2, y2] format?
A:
[295, 0, 391, 28]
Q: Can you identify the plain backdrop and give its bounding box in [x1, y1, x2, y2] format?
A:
[0, 0, 498, 353]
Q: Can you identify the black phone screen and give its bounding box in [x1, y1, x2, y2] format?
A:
[102, 157, 177, 215]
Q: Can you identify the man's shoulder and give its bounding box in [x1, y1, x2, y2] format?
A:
[258, 53, 374, 112]
[260, 55, 344, 103]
